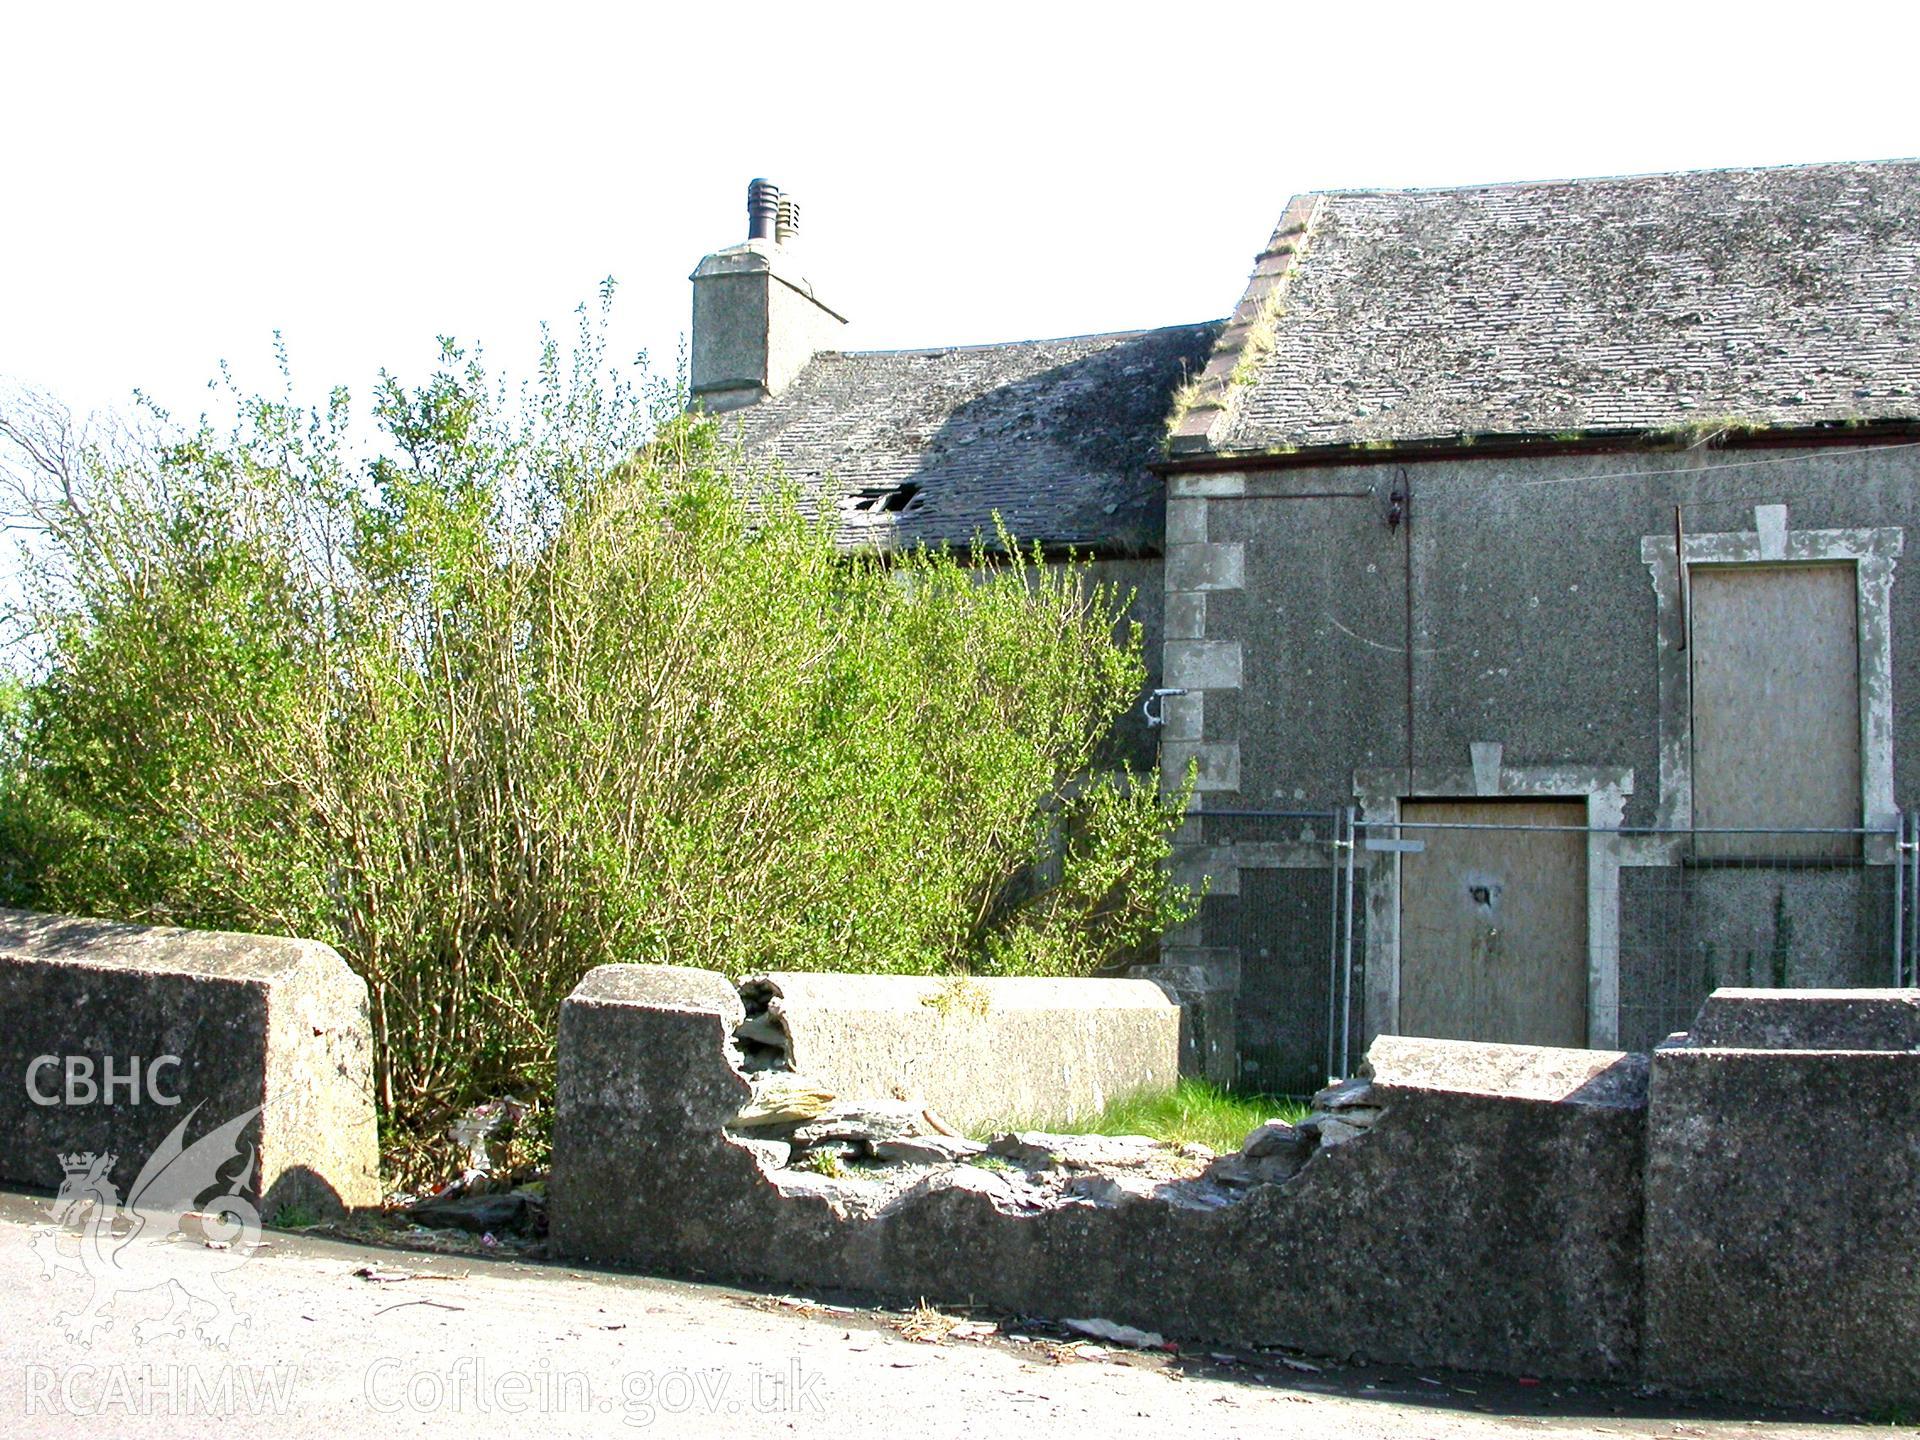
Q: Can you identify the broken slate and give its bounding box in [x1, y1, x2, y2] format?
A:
[1312, 1077, 1378, 1111]
[1304, 1116, 1367, 1148]
[730, 1136, 792, 1169]
[1242, 1121, 1314, 1165]
[408, 1188, 535, 1235]
[734, 1074, 836, 1128]
[986, 1132, 1165, 1171]
[790, 1100, 936, 1147]
[1063, 1316, 1167, 1349]
[873, 1135, 986, 1164]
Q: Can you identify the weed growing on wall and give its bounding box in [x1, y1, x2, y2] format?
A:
[0, 292, 1195, 1158]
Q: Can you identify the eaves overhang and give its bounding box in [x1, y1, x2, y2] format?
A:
[1150, 418, 1920, 477]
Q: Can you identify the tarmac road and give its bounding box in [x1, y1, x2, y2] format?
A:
[0, 1188, 1878, 1439]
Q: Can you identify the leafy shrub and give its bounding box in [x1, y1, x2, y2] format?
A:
[0, 295, 1194, 1154]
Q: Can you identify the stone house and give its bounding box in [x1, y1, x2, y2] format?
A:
[690, 163, 1920, 1092]
[1160, 160, 1920, 1088]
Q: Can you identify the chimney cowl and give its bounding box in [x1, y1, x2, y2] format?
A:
[775, 197, 799, 246]
[747, 178, 780, 242]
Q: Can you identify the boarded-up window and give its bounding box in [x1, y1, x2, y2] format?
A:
[1689, 563, 1860, 858]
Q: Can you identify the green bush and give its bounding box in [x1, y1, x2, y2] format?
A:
[0, 295, 1195, 1151]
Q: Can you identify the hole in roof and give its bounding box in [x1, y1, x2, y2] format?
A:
[839, 483, 926, 517]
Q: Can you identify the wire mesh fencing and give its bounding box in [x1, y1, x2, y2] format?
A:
[1179, 808, 1915, 1092]
[1614, 826, 1902, 1050]
[1182, 809, 1369, 1096]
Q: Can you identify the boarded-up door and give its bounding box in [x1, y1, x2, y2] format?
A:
[1398, 799, 1588, 1047]
[1689, 563, 1860, 859]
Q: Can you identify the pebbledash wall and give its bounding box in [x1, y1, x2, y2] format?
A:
[1159, 440, 1920, 1088]
[0, 909, 380, 1214]
[550, 964, 1920, 1416]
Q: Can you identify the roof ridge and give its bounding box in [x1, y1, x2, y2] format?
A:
[1310, 156, 1920, 200]
[814, 319, 1220, 362]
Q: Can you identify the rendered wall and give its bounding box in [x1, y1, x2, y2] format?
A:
[0, 908, 380, 1215]
[552, 970, 1920, 1413]
[1161, 442, 1920, 1086]
[737, 972, 1180, 1130]
[1643, 989, 1920, 1412]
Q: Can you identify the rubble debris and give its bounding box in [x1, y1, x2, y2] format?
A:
[1309, 1116, 1367, 1148]
[1063, 1173, 1161, 1207]
[732, 1009, 790, 1051]
[1063, 1317, 1168, 1349]
[734, 1074, 836, 1127]
[1312, 1077, 1377, 1113]
[791, 1100, 937, 1147]
[873, 1135, 986, 1164]
[406, 1184, 546, 1236]
[985, 1132, 1164, 1171]
[351, 1264, 462, 1284]
[1199, 1084, 1389, 1189]
[730, 1136, 792, 1169]
[899, 1302, 963, 1344]
[1307, 1078, 1385, 1145]
[731, 984, 799, 1072]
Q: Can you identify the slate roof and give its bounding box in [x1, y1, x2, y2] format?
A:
[1174, 160, 1920, 457]
[720, 322, 1218, 553]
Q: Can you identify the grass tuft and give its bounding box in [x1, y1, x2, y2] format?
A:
[970, 1078, 1309, 1155]
[268, 1203, 321, 1230]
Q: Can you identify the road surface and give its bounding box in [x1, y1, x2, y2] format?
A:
[0, 1188, 1876, 1438]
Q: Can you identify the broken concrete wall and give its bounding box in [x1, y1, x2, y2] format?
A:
[553, 963, 1647, 1380]
[1644, 988, 1920, 1413]
[0, 908, 380, 1215]
[733, 972, 1181, 1130]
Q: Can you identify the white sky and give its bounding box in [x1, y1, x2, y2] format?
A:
[3, 1, 1918, 427]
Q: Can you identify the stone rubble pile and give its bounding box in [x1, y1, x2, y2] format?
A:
[726, 1062, 1389, 1203]
[1201, 1077, 1385, 1189]
[731, 985, 797, 1071]
[725, 1005, 1387, 1200]
[730, 1070, 985, 1168]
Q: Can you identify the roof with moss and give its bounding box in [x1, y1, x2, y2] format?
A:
[1167, 160, 1920, 458]
[720, 322, 1218, 554]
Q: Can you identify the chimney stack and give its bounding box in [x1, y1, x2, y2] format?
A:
[689, 178, 846, 413]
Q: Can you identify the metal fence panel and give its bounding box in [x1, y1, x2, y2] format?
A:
[1182, 809, 1912, 1091]
[1192, 809, 1367, 1095]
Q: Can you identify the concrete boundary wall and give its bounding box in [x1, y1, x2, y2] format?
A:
[735, 973, 1181, 1130]
[0, 909, 380, 1215]
[554, 964, 1648, 1381]
[552, 967, 1920, 1413]
[1644, 989, 1920, 1413]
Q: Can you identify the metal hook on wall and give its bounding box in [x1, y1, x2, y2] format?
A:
[1143, 688, 1188, 727]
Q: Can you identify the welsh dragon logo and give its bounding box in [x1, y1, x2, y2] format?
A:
[30, 1104, 262, 1347]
